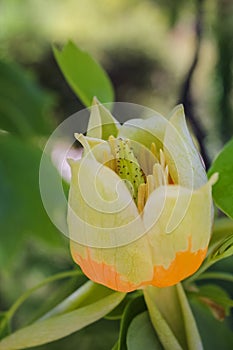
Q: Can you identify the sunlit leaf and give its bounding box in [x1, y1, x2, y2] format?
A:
[0, 289, 125, 349]
[126, 311, 163, 350]
[208, 139, 233, 219]
[53, 41, 114, 107]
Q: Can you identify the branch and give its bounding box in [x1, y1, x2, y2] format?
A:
[177, 0, 210, 168]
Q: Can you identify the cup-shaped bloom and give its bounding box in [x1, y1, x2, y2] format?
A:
[67, 101, 217, 292]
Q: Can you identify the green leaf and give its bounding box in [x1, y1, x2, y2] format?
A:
[6, 270, 84, 324]
[190, 296, 233, 350]
[28, 274, 87, 324]
[126, 311, 163, 350]
[0, 134, 65, 267]
[53, 41, 114, 107]
[207, 218, 233, 257]
[28, 318, 119, 350]
[106, 294, 137, 321]
[208, 139, 233, 219]
[143, 286, 183, 350]
[186, 219, 233, 283]
[0, 314, 10, 341]
[191, 284, 233, 320]
[0, 287, 125, 349]
[144, 284, 203, 350]
[117, 295, 146, 350]
[205, 233, 233, 270]
[176, 284, 203, 350]
[39, 280, 118, 320]
[196, 271, 233, 283]
[211, 234, 233, 260]
[0, 60, 54, 137]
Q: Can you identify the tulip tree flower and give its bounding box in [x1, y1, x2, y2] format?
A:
[67, 100, 217, 292]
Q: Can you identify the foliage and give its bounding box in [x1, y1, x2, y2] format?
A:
[0, 283, 125, 349]
[0, 61, 54, 137]
[53, 41, 114, 107]
[208, 139, 233, 219]
[0, 6, 233, 348]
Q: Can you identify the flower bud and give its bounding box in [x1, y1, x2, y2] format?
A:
[67, 101, 217, 292]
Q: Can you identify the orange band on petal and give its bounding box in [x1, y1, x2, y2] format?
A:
[71, 239, 208, 293]
[148, 236, 207, 287]
[71, 248, 138, 292]
[150, 246, 207, 288]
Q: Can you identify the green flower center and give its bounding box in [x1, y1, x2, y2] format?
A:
[108, 136, 146, 202]
[107, 136, 172, 213]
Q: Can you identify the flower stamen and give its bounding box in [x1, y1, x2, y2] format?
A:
[150, 142, 157, 157]
[107, 136, 173, 213]
[138, 183, 146, 213]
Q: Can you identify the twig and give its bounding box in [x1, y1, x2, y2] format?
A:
[177, 0, 210, 168]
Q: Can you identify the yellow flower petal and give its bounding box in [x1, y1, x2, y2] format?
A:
[164, 105, 207, 189]
[118, 114, 167, 153]
[87, 97, 119, 139]
[143, 178, 215, 270]
[68, 157, 145, 248]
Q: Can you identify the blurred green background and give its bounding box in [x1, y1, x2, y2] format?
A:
[0, 0, 232, 349]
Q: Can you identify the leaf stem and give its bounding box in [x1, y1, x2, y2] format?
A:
[39, 280, 108, 320]
[191, 271, 233, 283]
[6, 270, 83, 320]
